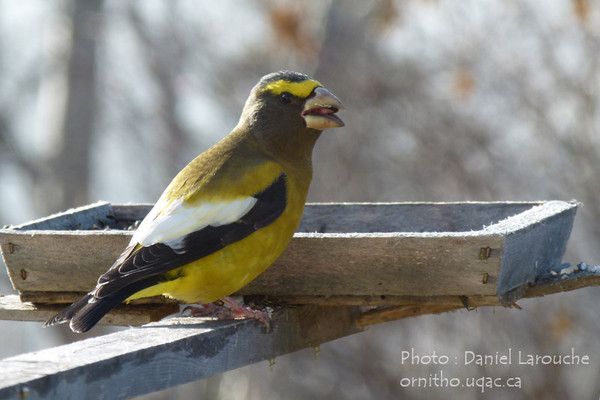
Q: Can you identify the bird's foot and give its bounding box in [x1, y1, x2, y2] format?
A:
[182, 297, 272, 330]
[221, 297, 273, 330]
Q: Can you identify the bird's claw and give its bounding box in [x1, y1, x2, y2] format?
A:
[181, 297, 272, 330]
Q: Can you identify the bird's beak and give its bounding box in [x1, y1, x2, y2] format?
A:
[302, 87, 344, 130]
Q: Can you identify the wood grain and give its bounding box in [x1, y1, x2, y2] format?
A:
[19, 291, 175, 305]
[356, 304, 463, 328]
[492, 201, 578, 302]
[1, 232, 503, 296]
[0, 201, 586, 400]
[10, 202, 113, 231]
[0, 295, 178, 326]
[1, 231, 131, 292]
[4, 269, 600, 325]
[0, 306, 360, 400]
[108, 202, 542, 233]
[2, 267, 599, 399]
[242, 234, 503, 296]
[0, 201, 577, 301]
[298, 202, 538, 233]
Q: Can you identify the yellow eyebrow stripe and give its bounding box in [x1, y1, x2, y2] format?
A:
[261, 79, 322, 98]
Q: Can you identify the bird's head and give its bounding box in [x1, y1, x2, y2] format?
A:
[238, 71, 344, 163]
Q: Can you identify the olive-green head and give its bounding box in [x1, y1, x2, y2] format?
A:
[238, 71, 344, 163]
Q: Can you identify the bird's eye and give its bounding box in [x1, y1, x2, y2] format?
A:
[280, 92, 292, 104]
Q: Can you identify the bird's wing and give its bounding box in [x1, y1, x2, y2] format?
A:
[131, 193, 257, 248]
[92, 172, 287, 299]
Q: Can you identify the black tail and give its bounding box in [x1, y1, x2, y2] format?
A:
[43, 293, 94, 329]
[44, 278, 159, 333]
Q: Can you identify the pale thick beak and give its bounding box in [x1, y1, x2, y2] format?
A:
[302, 87, 344, 130]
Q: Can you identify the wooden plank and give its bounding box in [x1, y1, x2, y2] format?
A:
[353, 267, 600, 328]
[19, 291, 502, 307]
[19, 291, 90, 304]
[110, 204, 152, 222]
[9, 202, 112, 231]
[1, 231, 131, 292]
[298, 202, 539, 233]
[1, 232, 504, 297]
[0, 295, 178, 326]
[0, 202, 577, 299]
[4, 265, 600, 325]
[2, 266, 598, 399]
[242, 234, 503, 296]
[489, 201, 578, 302]
[253, 294, 502, 307]
[356, 304, 463, 328]
[0, 306, 360, 400]
[483, 200, 577, 235]
[114, 202, 544, 233]
[19, 291, 174, 305]
[525, 268, 600, 297]
[259, 269, 600, 317]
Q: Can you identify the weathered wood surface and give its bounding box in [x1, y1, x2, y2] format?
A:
[1, 262, 598, 400]
[2, 231, 132, 293]
[0, 200, 588, 400]
[11, 201, 542, 233]
[459, 200, 578, 302]
[5, 264, 600, 326]
[297, 202, 537, 233]
[0, 295, 178, 326]
[2, 232, 504, 296]
[353, 265, 600, 327]
[1, 266, 599, 399]
[0, 306, 360, 400]
[9, 202, 114, 231]
[243, 234, 504, 296]
[0, 201, 577, 302]
[19, 291, 175, 305]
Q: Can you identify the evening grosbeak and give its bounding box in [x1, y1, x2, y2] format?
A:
[45, 71, 344, 333]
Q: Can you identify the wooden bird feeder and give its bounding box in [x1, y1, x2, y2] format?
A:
[2, 200, 599, 399]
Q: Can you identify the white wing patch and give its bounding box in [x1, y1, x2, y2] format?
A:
[130, 195, 258, 247]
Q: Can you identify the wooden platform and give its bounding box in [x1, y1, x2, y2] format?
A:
[2, 200, 600, 399]
[0, 307, 360, 399]
[2, 265, 600, 399]
[0, 201, 577, 318]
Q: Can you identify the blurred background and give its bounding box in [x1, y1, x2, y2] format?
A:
[1, 0, 600, 398]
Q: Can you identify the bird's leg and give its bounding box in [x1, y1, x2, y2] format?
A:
[220, 297, 272, 329]
[182, 297, 272, 329]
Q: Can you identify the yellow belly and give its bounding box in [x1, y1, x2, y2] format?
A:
[127, 180, 305, 304]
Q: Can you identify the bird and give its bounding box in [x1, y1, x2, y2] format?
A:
[44, 70, 344, 333]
